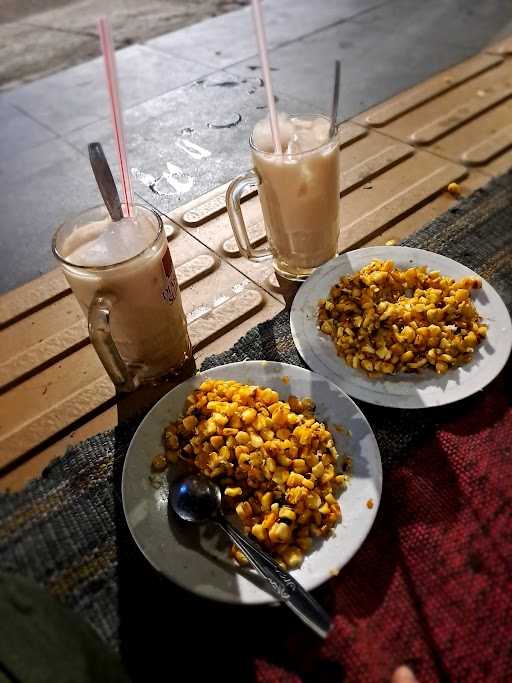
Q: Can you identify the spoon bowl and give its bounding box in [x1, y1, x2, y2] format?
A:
[170, 473, 221, 523]
[169, 473, 332, 639]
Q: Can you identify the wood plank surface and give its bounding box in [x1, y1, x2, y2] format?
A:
[361, 56, 512, 177]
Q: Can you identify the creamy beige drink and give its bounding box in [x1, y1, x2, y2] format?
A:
[53, 205, 191, 387]
[251, 112, 340, 279]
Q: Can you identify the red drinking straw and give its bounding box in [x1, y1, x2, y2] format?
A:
[251, 0, 281, 153]
[97, 17, 134, 218]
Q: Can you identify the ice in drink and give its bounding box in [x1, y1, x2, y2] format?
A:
[251, 112, 340, 279]
[57, 206, 191, 383]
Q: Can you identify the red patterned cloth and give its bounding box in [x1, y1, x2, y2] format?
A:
[252, 369, 511, 683]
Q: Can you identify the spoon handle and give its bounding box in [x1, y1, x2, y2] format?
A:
[88, 142, 124, 221]
[217, 517, 331, 639]
[329, 59, 341, 139]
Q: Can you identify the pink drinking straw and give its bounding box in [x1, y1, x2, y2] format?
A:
[251, 0, 282, 153]
[97, 17, 135, 218]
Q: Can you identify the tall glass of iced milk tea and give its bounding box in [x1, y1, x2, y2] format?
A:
[227, 112, 340, 280]
[52, 205, 191, 391]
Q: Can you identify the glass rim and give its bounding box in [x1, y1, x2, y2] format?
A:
[52, 203, 164, 271]
[249, 113, 338, 157]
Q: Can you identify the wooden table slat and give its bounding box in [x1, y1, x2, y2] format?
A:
[0, 407, 118, 492]
[0, 269, 68, 328]
[359, 53, 503, 127]
[461, 122, 512, 165]
[410, 87, 512, 144]
[343, 162, 468, 250]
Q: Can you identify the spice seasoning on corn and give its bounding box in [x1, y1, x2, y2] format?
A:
[318, 259, 487, 377]
[153, 379, 351, 569]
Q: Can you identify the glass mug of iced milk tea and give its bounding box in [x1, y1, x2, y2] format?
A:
[52, 204, 192, 391]
[226, 112, 340, 280]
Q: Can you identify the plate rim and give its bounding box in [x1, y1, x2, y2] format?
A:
[121, 359, 382, 604]
[290, 246, 512, 409]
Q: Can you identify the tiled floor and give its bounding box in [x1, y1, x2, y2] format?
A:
[0, 138, 101, 288]
[146, 0, 384, 70]
[1, 0, 512, 293]
[0, 100, 56, 162]
[227, 4, 512, 119]
[4, 44, 210, 135]
[64, 72, 313, 213]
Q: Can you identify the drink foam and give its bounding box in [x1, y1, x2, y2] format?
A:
[252, 112, 330, 154]
[62, 214, 156, 267]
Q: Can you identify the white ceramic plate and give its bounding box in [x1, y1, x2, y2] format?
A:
[290, 246, 512, 409]
[122, 361, 382, 605]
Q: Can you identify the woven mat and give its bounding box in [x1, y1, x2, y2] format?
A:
[1, 173, 511, 683]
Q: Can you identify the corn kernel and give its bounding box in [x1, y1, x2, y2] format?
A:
[292, 459, 308, 474]
[465, 331, 477, 347]
[272, 467, 289, 486]
[269, 522, 292, 544]
[151, 454, 167, 471]
[306, 492, 322, 509]
[225, 486, 242, 497]
[279, 546, 303, 568]
[241, 408, 257, 424]
[278, 506, 296, 523]
[235, 431, 250, 445]
[212, 412, 229, 426]
[277, 453, 292, 467]
[311, 462, 324, 479]
[165, 432, 179, 450]
[236, 501, 252, 523]
[231, 546, 249, 566]
[250, 433, 264, 449]
[182, 415, 198, 431]
[251, 523, 267, 542]
[210, 435, 224, 450]
[402, 326, 416, 342]
[261, 491, 273, 512]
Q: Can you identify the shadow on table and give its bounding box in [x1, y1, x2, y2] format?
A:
[112, 457, 338, 682]
[114, 356, 197, 426]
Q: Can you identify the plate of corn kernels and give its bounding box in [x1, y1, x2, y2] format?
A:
[122, 361, 382, 604]
[290, 246, 512, 409]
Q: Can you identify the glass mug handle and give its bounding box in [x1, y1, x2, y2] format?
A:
[88, 293, 139, 392]
[226, 170, 272, 260]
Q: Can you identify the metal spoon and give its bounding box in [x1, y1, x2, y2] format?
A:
[170, 473, 332, 639]
[329, 60, 341, 139]
[88, 142, 123, 221]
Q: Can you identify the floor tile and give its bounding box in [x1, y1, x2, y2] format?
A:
[227, 15, 509, 121]
[147, 0, 386, 71]
[0, 20, 95, 91]
[0, 99, 55, 162]
[5, 44, 213, 135]
[65, 71, 313, 214]
[352, 0, 512, 51]
[0, 139, 101, 293]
